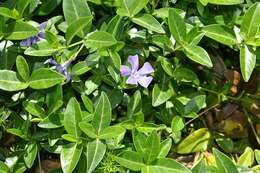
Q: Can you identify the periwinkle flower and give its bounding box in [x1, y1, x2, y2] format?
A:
[44, 58, 72, 83]
[120, 55, 154, 88]
[20, 22, 47, 47]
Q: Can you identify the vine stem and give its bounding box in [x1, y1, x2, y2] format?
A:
[185, 104, 219, 126]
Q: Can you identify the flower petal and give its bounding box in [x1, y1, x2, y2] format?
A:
[38, 22, 47, 30]
[137, 62, 154, 75]
[120, 65, 131, 77]
[38, 31, 45, 39]
[137, 76, 153, 88]
[44, 59, 58, 65]
[20, 39, 32, 47]
[128, 55, 139, 72]
[126, 75, 138, 85]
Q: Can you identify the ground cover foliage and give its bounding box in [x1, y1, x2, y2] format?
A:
[0, 0, 260, 172]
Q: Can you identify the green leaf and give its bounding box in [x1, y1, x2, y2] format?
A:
[0, 161, 9, 173]
[183, 45, 213, 67]
[24, 41, 60, 56]
[16, 55, 30, 81]
[158, 138, 172, 158]
[237, 147, 254, 167]
[61, 143, 83, 173]
[38, 0, 62, 16]
[184, 95, 206, 115]
[64, 98, 82, 138]
[3, 21, 38, 40]
[85, 31, 117, 49]
[63, 0, 92, 37]
[127, 90, 142, 118]
[0, 7, 19, 19]
[255, 149, 260, 165]
[92, 92, 112, 134]
[171, 116, 185, 132]
[240, 44, 256, 82]
[79, 121, 97, 138]
[152, 76, 175, 107]
[143, 131, 161, 164]
[117, 0, 149, 17]
[143, 158, 192, 173]
[132, 129, 146, 154]
[65, 17, 92, 44]
[46, 85, 63, 115]
[173, 67, 200, 85]
[168, 8, 186, 43]
[216, 136, 234, 153]
[132, 14, 165, 34]
[200, 0, 243, 5]
[0, 70, 28, 91]
[81, 94, 94, 113]
[213, 148, 239, 173]
[23, 101, 45, 118]
[29, 68, 65, 89]
[240, 3, 260, 40]
[192, 158, 206, 173]
[203, 24, 237, 46]
[177, 128, 210, 154]
[85, 139, 106, 173]
[115, 151, 145, 171]
[38, 113, 63, 129]
[23, 142, 38, 168]
[98, 125, 125, 139]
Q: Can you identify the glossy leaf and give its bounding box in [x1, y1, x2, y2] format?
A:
[158, 138, 172, 158]
[184, 45, 213, 67]
[240, 3, 260, 40]
[63, 0, 91, 37]
[115, 151, 145, 171]
[0, 70, 28, 91]
[61, 143, 83, 173]
[29, 68, 65, 89]
[132, 14, 165, 34]
[173, 67, 200, 85]
[3, 21, 38, 40]
[16, 55, 30, 81]
[168, 8, 186, 43]
[177, 128, 210, 154]
[200, 0, 243, 5]
[143, 131, 161, 164]
[85, 139, 106, 173]
[152, 75, 175, 107]
[203, 24, 237, 46]
[65, 17, 92, 44]
[117, 0, 149, 17]
[237, 147, 254, 167]
[171, 116, 185, 132]
[23, 142, 38, 168]
[85, 31, 117, 49]
[92, 92, 112, 134]
[240, 44, 256, 82]
[98, 125, 125, 139]
[24, 41, 60, 56]
[64, 97, 82, 138]
[213, 148, 239, 173]
[144, 158, 192, 173]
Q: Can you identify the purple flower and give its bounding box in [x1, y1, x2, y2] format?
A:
[44, 58, 72, 83]
[20, 22, 47, 47]
[120, 55, 154, 88]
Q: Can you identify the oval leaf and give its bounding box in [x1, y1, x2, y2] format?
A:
[0, 70, 28, 91]
[132, 14, 165, 34]
[240, 44, 256, 82]
[184, 45, 213, 67]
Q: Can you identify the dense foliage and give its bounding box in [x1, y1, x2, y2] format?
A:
[0, 0, 260, 172]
